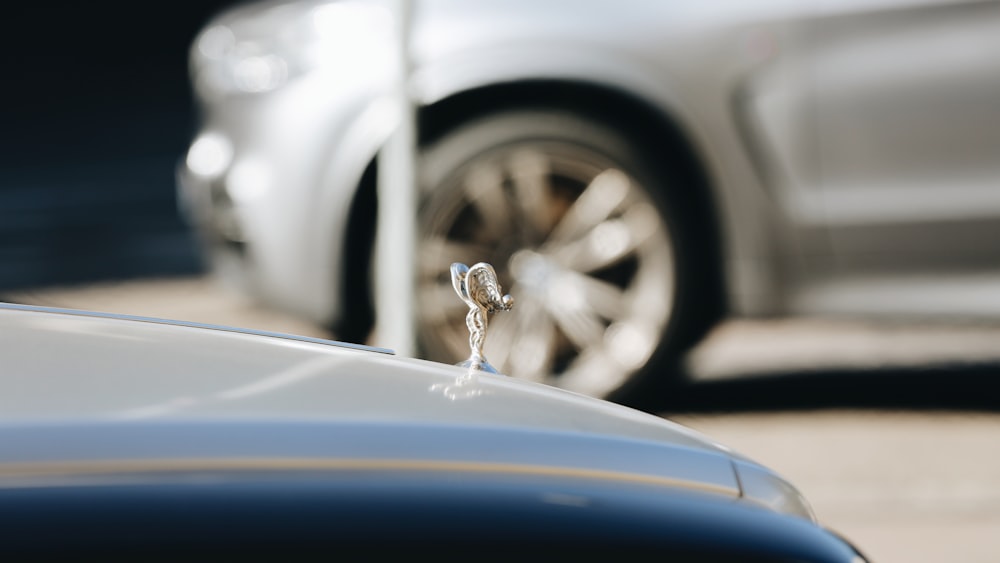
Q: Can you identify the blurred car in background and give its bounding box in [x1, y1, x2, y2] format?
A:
[0, 302, 867, 561]
[178, 0, 1000, 399]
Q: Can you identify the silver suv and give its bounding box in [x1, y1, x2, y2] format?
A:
[179, 0, 1000, 399]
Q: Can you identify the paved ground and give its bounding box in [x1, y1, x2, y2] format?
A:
[676, 411, 1000, 563]
[7, 276, 1000, 563]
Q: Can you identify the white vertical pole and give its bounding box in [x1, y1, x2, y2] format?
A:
[374, 0, 417, 356]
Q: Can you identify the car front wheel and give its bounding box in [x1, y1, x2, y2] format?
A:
[417, 110, 700, 399]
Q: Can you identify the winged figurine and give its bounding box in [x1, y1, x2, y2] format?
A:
[450, 262, 513, 373]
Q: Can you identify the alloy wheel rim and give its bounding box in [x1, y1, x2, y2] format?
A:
[418, 142, 674, 397]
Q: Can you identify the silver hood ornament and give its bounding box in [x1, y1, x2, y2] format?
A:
[450, 262, 513, 374]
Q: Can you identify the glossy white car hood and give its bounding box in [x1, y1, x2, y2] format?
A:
[0, 303, 725, 454]
[0, 303, 824, 521]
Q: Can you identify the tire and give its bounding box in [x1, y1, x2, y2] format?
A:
[417, 109, 705, 400]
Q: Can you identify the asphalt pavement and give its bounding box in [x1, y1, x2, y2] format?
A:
[6, 276, 1000, 563]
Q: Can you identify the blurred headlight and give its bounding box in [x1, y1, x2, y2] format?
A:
[186, 132, 232, 178]
[191, 1, 393, 98]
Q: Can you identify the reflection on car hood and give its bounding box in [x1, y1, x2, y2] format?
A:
[0, 303, 727, 454]
[0, 303, 770, 505]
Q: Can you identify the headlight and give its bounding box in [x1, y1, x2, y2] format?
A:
[186, 132, 232, 177]
[191, 0, 394, 98]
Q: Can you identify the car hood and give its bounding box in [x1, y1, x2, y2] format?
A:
[0, 303, 815, 520]
[0, 303, 722, 450]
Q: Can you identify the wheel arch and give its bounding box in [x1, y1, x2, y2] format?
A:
[341, 79, 728, 346]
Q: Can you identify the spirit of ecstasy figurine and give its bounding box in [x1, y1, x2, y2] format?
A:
[451, 262, 513, 373]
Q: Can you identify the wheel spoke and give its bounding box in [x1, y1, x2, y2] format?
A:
[508, 299, 556, 380]
[508, 149, 555, 237]
[419, 236, 492, 278]
[562, 270, 627, 321]
[559, 349, 623, 397]
[549, 202, 660, 273]
[544, 168, 629, 247]
[417, 280, 469, 324]
[549, 296, 606, 351]
[463, 161, 511, 239]
[482, 308, 518, 370]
